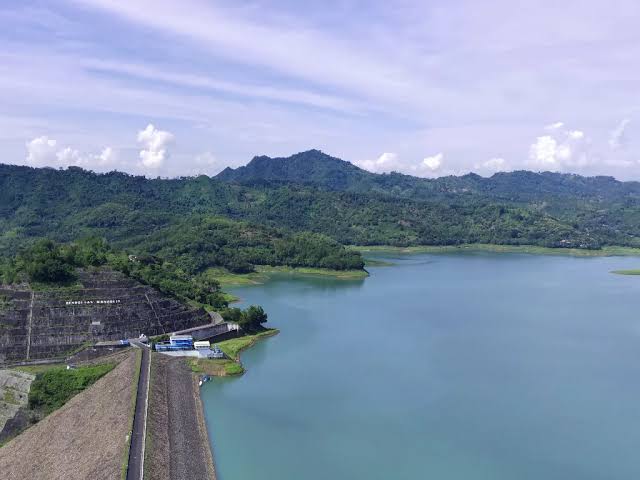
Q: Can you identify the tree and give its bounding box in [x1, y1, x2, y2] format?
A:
[220, 305, 268, 332]
[17, 239, 76, 284]
[241, 305, 268, 332]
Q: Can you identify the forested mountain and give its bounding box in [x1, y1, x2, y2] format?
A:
[217, 149, 370, 191]
[218, 150, 640, 204]
[2, 152, 640, 264]
[217, 150, 640, 246]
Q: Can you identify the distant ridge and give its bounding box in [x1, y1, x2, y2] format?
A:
[2, 152, 640, 253]
[217, 149, 370, 190]
[216, 149, 640, 203]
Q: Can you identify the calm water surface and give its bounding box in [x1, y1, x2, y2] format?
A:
[201, 253, 640, 479]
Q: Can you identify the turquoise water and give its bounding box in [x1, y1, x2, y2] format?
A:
[201, 253, 640, 479]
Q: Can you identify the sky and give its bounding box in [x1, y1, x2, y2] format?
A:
[1, 0, 639, 179]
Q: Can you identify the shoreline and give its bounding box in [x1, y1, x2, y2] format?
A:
[611, 269, 640, 275]
[353, 243, 640, 257]
[214, 266, 368, 288]
[195, 329, 279, 479]
[190, 329, 280, 376]
[192, 374, 217, 479]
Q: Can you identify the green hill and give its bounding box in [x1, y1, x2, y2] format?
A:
[2, 152, 640, 259]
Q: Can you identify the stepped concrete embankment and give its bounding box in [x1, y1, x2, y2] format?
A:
[0, 269, 211, 365]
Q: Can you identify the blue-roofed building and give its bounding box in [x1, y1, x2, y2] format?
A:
[155, 334, 194, 351]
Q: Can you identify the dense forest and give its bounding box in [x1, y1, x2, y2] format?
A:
[0, 238, 275, 324]
[0, 237, 230, 308]
[2, 150, 640, 266]
[218, 150, 640, 247]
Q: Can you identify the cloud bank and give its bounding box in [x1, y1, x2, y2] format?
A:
[25, 136, 117, 170]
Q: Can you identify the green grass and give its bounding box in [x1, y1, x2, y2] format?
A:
[220, 292, 240, 304]
[207, 265, 368, 288]
[14, 363, 63, 375]
[28, 362, 115, 415]
[188, 330, 279, 377]
[611, 269, 640, 275]
[224, 362, 244, 375]
[353, 244, 640, 257]
[187, 358, 245, 376]
[363, 258, 394, 267]
[205, 267, 268, 286]
[217, 329, 279, 361]
[3, 389, 18, 405]
[255, 265, 369, 279]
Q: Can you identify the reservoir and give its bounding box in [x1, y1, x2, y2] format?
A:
[201, 252, 640, 479]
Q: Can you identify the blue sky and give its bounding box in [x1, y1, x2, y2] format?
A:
[1, 0, 639, 178]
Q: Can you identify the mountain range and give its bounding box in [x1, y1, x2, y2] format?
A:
[2, 150, 640, 269]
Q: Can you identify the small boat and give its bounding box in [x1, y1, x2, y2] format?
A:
[199, 375, 210, 387]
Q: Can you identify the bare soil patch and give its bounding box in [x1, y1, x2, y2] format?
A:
[0, 351, 136, 480]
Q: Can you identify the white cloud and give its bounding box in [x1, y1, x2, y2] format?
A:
[356, 151, 446, 177]
[137, 124, 174, 169]
[189, 151, 223, 176]
[355, 152, 402, 173]
[25, 135, 116, 170]
[568, 130, 584, 139]
[476, 157, 508, 175]
[545, 121, 564, 130]
[422, 153, 443, 171]
[609, 118, 631, 150]
[529, 135, 559, 166]
[96, 147, 117, 167]
[25, 136, 57, 166]
[528, 124, 593, 171]
[56, 147, 83, 165]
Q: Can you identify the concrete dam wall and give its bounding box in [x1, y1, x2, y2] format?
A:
[0, 270, 211, 364]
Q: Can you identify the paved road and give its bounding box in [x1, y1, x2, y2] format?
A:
[126, 343, 150, 480]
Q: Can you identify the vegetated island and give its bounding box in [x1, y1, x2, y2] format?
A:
[611, 269, 640, 275]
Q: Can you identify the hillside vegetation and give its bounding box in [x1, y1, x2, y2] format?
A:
[2, 151, 640, 254]
[218, 150, 640, 247]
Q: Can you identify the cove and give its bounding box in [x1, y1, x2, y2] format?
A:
[201, 252, 640, 480]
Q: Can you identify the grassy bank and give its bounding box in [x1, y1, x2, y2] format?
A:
[206, 267, 268, 287]
[188, 329, 279, 377]
[611, 269, 640, 275]
[353, 244, 640, 257]
[209, 265, 368, 288]
[218, 329, 279, 360]
[256, 265, 369, 279]
[187, 357, 244, 376]
[363, 258, 394, 267]
[28, 363, 115, 415]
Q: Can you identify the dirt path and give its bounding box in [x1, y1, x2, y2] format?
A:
[0, 352, 136, 480]
[145, 353, 216, 479]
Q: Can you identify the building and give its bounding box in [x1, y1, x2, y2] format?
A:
[197, 344, 225, 359]
[155, 334, 194, 352]
[170, 335, 193, 348]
